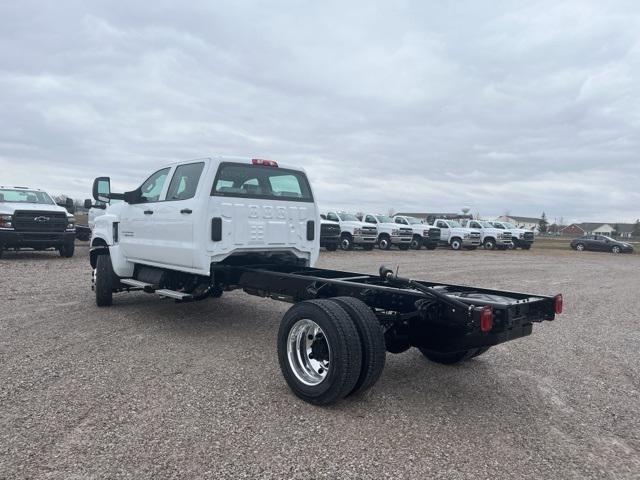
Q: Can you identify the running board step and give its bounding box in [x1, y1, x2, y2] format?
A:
[155, 289, 193, 300]
[120, 278, 156, 293]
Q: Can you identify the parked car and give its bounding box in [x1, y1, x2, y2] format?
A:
[461, 220, 512, 250]
[360, 214, 412, 250]
[392, 215, 440, 250]
[326, 211, 377, 250]
[0, 186, 76, 258]
[491, 221, 534, 250]
[570, 235, 634, 254]
[429, 218, 481, 250]
[320, 217, 340, 251]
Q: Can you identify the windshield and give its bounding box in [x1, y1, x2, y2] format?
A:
[501, 222, 517, 229]
[406, 217, 423, 224]
[339, 213, 359, 222]
[446, 220, 462, 228]
[0, 189, 54, 205]
[478, 221, 493, 228]
[375, 215, 394, 223]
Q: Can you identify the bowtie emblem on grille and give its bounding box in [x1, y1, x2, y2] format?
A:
[34, 216, 50, 222]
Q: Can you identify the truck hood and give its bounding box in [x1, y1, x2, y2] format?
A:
[321, 219, 339, 226]
[0, 202, 69, 216]
[340, 220, 369, 229]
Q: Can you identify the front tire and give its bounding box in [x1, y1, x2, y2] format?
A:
[575, 243, 585, 251]
[450, 238, 462, 250]
[378, 235, 391, 250]
[59, 242, 75, 258]
[278, 300, 362, 405]
[484, 238, 496, 250]
[410, 236, 422, 250]
[612, 245, 621, 254]
[340, 234, 353, 251]
[95, 254, 116, 307]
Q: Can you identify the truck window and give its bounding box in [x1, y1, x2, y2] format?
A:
[139, 168, 170, 203]
[327, 213, 339, 222]
[212, 163, 313, 202]
[437, 221, 448, 229]
[365, 215, 376, 224]
[165, 162, 205, 201]
[395, 218, 406, 225]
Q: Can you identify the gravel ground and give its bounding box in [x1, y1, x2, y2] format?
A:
[0, 245, 638, 479]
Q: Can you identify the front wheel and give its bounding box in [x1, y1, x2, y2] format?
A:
[575, 243, 585, 251]
[278, 300, 362, 405]
[59, 242, 75, 258]
[410, 236, 422, 250]
[378, 236, 391, 250]
[419, 348, 478, 364]
[340, 235, 353, 251]
[95, 254, 117, 307]
[612, 245, 621, 254]
[484, 239, 496, 250]
[450, 238, 462, 250]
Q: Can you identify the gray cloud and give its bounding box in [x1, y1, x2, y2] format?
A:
[1, 0, 639, 223]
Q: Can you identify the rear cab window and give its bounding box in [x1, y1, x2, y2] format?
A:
[212, 162, 313, 202]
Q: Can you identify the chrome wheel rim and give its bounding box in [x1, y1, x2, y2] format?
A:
[341, 238, 350, 250]
[612, 246, 620, 253]
[577, 244, 584, 251]
[380, 239, 389, 249]
[287, 319, 330, 386]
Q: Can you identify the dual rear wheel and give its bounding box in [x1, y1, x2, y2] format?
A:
[278, 297, 386, 405]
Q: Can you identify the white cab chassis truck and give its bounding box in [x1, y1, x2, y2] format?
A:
[431, 219, 482, 250]
[89, 156, 562, 405]
[325, 211, 377, 251]
[491, 221, 535, 250]
[360, 214, 412, 250]
[462, 220, 513, 250]
[0, 186, 76, 258]
[392, 215, 441, 250]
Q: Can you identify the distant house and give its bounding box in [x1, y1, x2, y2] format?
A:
[560, 222, 636, 238]
[495, 215, 541, 231]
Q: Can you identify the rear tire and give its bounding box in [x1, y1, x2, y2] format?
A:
[95, 254, 116, 307]
[425, 244, 437, 250]
[329, 297, 386, 396]
[419, 348, 478, 364]
[277, 300, 362, 405]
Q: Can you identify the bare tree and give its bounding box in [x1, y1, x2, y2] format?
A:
[387, 208, 396, 217]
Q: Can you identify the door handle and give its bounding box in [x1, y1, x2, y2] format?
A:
[144, 210, 153, 215]
[180, 208, 193, 214]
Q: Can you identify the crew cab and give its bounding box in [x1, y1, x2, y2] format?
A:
[319, 217, 340, 251]
[360, 214, 412, 250]
[461, 219, 512, 250]
[429, 219, 481, 250]
[491, 221, 534, 250]
[392, 215, 440, 250]
[0, 186, 76, 258]
[88, 156, 563, 406]
[325, 211, 377, 250]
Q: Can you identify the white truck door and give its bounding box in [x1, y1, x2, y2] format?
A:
[436, 220, 450, 241]
[208, 161, 316, 256]
[144, 161, 207, 268]
[119, 167, 171, 262]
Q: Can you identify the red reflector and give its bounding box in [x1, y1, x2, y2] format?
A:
[554, 294, 563, 314]
[480, 306, 493, 332]
[251, 158, 278, 167]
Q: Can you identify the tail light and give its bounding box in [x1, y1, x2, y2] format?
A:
[480, 306, 493, 332]
[554, 294, 563, 314]
[252, 159, 278, 167]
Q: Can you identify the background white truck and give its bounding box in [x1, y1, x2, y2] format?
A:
[462, 220, 513, 250]
[392, 215, 440, 250]
[360, 214, 412, 250]
[0, 186, 76, 258]
[430, 219, 481, 250]
[491, 221, 535, 250]
[88, 155, 562, 406]
[325, 211, 377, 250]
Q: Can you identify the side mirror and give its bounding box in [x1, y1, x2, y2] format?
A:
[320, 214, 326, 220]
[124, 188, 142, 204]
[93, 177, 111, 203]
[66, 197, 74, 208]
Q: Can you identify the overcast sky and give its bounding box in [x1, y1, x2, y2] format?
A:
[1, 1, 639, 223]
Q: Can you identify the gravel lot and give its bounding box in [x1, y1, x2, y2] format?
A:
[1, 245, 639, 479]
